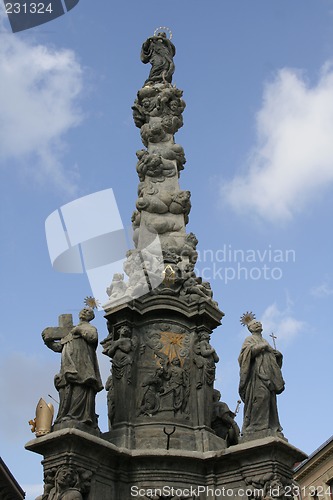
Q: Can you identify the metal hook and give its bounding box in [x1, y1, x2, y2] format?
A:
[163, 426, 176, 450]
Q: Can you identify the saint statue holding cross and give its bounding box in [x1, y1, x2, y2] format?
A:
[42, 308, 103, 429]
[238, 312, 285, 438]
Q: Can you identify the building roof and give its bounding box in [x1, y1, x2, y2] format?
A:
[294, 435, 333, 478]
[0, 457, 25, 500]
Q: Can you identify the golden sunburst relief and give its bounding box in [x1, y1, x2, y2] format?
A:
[159, 332, 189, 365]
[84, 296, 100, 309]
[240, 311, 256, 327]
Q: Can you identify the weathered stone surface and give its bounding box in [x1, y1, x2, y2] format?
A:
[102, 294, 224, 452]
[140, 33, 176, 86]
[37, 464, 91, 500]
[42, 309, 103, 433]
[26, 430, 306, 500]
[103, 31, 217, 314]
[238, 317, 285, 442]
[211, 390, 240, 446]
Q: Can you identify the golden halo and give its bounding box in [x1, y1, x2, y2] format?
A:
[240, 311, 256, 327]
[84, 296, 100, 310]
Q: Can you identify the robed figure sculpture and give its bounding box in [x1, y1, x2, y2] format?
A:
[239, 313, 285, 439]
[42, 308, 103, 429]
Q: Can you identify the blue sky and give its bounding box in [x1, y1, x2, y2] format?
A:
[1, 1, 333, 498]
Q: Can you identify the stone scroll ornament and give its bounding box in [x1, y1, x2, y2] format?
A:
[42, 307, 103, 429]
[239, 312, 285, 438]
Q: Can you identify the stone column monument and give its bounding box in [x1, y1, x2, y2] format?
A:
[101, 28, 224, 453]
[26, 31, 306, 500]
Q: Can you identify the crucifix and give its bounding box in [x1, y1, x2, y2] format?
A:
[42, 314, 73, 345]
[269, 332, 277, 350]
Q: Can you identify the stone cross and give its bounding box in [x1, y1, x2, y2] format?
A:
[269, 332, 277, 350]
[42, 314, 73, 341]
[235, 399, 241, 414]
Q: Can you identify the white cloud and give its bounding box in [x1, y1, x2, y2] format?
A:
[261, 302, 305, 344]
[0, 28, 84, 195]
[310, 281, 333, 298]
[221, 63, 333, 222]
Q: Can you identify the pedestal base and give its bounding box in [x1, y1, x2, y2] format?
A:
[26, 429, 307, 499]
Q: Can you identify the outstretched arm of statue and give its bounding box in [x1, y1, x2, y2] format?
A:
[41, 331, 63, 353]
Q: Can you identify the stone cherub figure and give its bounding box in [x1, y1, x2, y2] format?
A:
[238, 312, 285, 438]
[42, 308, 103, 429]
[141, 31, 176, 85]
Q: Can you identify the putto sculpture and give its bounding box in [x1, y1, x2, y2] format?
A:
[239, 312, 285, 440]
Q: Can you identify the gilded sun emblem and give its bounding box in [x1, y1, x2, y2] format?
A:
[84, 296, 100, 310]
[159, 332, 186, 365]
[240, 311, 256, 327]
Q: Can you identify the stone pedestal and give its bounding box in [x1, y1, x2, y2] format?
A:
[102, 294, 224, 453]
[26, 429, 306, 499]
